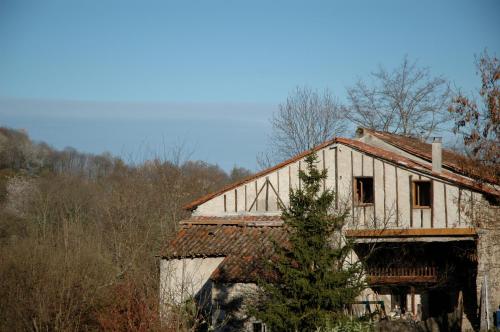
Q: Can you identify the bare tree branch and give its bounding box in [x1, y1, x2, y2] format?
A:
[345, 56, 452, 139]
[259, 86, 346, 168]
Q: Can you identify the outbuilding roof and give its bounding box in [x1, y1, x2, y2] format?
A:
[161, 220, 286, 282]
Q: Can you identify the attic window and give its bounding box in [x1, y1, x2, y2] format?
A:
[413, 181, 432, 208]
[354, 177, 374, 205]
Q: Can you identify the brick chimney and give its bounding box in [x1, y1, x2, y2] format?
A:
[432, 137, 442, 173]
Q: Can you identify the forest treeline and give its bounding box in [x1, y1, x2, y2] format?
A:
[0, 126, 251, 331]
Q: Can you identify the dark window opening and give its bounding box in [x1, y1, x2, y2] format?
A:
[354, 177, 374, 205]
[413, 181, 432, 208]
[484, 193, 499, 206]
[253, 322, 266, 332]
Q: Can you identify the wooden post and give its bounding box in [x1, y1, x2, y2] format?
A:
[409, 175, 413, 227]
[234, 189, 237, 212]
[395, 167, 399, 227]
[334, 147, 338, 209]
[265, 177, 269, 211]
[411, 286, 415, 315]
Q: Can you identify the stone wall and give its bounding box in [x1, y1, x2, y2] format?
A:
[476, 206, 500, 330]
[211, 282, 260, 332]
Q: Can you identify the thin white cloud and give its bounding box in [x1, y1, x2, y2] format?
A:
[0, 97, 274, 124]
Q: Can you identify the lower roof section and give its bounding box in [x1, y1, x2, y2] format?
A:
[161, 221, 287, 283]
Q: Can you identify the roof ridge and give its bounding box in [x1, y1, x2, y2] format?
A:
[179, 220, 284, 227]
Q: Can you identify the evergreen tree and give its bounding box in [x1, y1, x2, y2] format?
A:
[252, 153, 364, 331]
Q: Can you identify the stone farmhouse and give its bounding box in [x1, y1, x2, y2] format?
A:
[160, 128, 499, 331]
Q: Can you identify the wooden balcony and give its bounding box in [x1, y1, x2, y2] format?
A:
[366, 265, 438, 284]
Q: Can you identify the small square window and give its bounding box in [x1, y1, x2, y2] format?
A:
[413, 181, 432, 208]
[354, 177, 374, 205]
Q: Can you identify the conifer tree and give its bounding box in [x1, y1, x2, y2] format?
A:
[252, 152, 364, 331]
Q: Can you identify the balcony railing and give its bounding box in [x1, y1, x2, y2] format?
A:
[366, 265, 438, 284]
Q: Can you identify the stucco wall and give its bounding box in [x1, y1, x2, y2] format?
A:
[160, 257, 225, 305]
[193, 142, 478, 231]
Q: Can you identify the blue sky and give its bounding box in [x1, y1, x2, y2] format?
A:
[0, 0, 499, 170]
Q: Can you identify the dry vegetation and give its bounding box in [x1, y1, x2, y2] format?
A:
[0, 127, 251, 331]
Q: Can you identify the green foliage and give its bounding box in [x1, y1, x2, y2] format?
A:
[252, 153, 364, 331]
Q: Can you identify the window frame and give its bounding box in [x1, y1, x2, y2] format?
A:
[412, 180, 432, 209]
[353, 176, 374, 206]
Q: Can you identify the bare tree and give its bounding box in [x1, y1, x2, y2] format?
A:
[259, 86, 346, 167]
[345, 56, 451, 139]
[448, 50, 499, 177]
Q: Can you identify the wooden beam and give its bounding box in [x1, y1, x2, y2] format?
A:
[244, 185, 247, 211]
[255, 181, 258, 211]
[383, 161, 386, 223]
[395, 167, 399, 227]
[249, 181, 267, 211]
[458, 188, 462, 226]
[372, 157, 376, 223]
[265, 177, 269, 211]
[409, 175, 413, 228]
[345, 228, 477, 238]
[322, 149, 326, 192]
[298, 160, 302, 190]
[367, 275, 438, 285]
[334, 147, 338, 209]
[288, 166, 291, 193]
[351, 150, 355, 225]
[276, 170, 280, 210]
[431, 180, 434, 228]
[267, 179, 286, 210]
[444, 183, 448, 228]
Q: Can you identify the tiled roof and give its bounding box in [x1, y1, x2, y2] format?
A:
[359, 128, 497, 184]
[335, 138, 499, 197]
[183, 135, 499, 211]
[161, 223, 287, 282]
[181, 215, 283, 226]
[187, 215, 282, 221]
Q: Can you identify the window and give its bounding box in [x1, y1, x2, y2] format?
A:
[253, 322, 266, 332]
[354, 177, 374, 205]
[413, 181, 432, 208]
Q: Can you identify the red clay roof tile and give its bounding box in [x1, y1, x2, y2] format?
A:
[359, 128, 497, 184]
[161, 224, 287, 282]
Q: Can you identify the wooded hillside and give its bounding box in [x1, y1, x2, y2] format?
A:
[0, 127, 251, 331]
